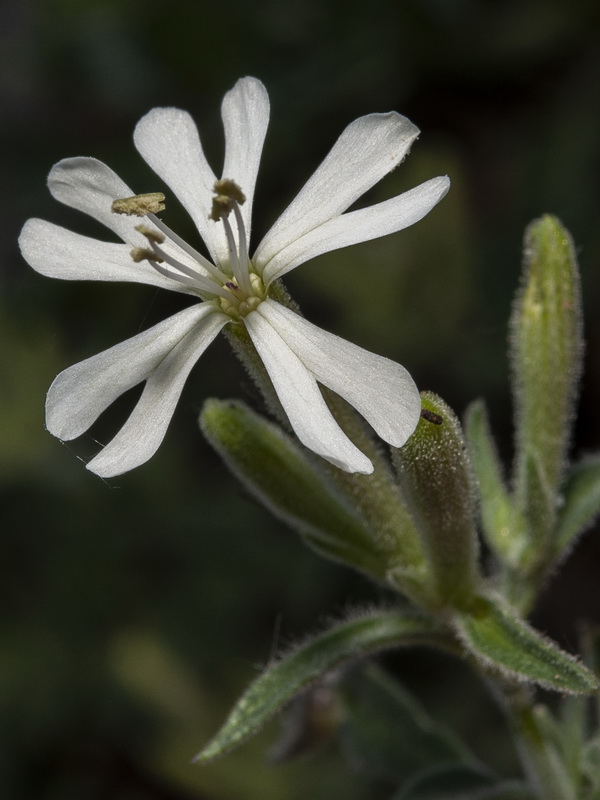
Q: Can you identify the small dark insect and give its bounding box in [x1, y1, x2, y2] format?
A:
[421, 408, 443, 425]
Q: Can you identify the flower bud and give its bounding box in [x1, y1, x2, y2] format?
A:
[393, 392, 480, 610]
[510, 215, 583, 555]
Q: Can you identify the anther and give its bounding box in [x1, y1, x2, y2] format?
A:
[112, 193, 166, 216]
[213, 179, 246, 206]
[135, 224, 165, 244]
[210, 195, 233, 222]
[131, 247, 162, 263]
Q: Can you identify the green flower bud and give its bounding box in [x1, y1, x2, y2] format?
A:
[510, 215, 584, 557]
[393, 392, 481, 610]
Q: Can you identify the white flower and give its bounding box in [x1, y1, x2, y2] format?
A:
[19, 77, 449, 479]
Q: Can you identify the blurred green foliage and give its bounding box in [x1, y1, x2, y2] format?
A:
[2, 0, 600, 797]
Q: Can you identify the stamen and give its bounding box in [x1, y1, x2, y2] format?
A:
[210, 194, 233, 222]
[147, 259, 202, 289]
[231, 201, 250, 275]
[210, 180, 252, 295]
[149, 242, 234, 301]
[131, 247, 161, 263]
[147, 213, 229, 284]
[132, 245, 233, 301]
[112, 193, 166, 216]
[135, 224, 165, 244]
[214, 179, 246, 206]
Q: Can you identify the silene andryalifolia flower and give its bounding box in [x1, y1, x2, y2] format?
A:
[19, 77, 449, 478]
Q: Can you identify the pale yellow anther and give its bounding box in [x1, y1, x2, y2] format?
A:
[112, 192, 166, 216]
[131, 247, 163, 263]
[213, 179, 246, 206]
[135, 224, 165, 244]
[210, 195, 233, 222]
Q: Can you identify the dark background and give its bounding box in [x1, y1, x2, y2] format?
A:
[2, 0, 600, 798]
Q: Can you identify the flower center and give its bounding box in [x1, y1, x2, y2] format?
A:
[112, 182, 266, 321]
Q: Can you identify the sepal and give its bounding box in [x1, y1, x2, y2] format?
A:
[393, 392, 481, 609]
[200, 398, 390, 578]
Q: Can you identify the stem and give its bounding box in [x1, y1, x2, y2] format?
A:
[502, 687, 576, 800]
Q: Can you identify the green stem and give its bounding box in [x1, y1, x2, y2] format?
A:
[502, 688, 576, 800]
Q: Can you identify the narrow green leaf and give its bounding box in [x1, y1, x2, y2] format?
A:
[518, 452, 555, 572]
[464, 400, 526, 566]
[510, 215, 584, 546]
[393, 392, 481, 609]
[453, 595, 598, 694]
[200, 398, 390, 578]
[340, 664, 479, 780]
[194, 609, 450, 762]
[393, 766, 531, 800]
[580, 737, 600, 796]
[507, 701, 577, 800]
[555, 454, 600, 557]
[558, 694, 588, 789]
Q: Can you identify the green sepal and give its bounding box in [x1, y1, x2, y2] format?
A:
[194, 609, 451, 762]
[465, 399, 526, 567]
[555, 454, 600, 559]
[452, 595, 598, 694]
[510, 215, 583, 549]
[200, 398, 390, 579]
[393, 392, 481, 609]
[340, 663, 479, 781]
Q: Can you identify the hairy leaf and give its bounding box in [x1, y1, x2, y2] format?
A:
[555, 455, 600, 558]
[194, 609, 450, 761]
[453, 596, 597, 694]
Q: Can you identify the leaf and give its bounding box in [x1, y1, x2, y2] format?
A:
[340, 664, 479, 780]
[580, 736, 600, 796]
[464, 400, 526, 567]
[393, 764, 532, 800]
[555, 454, 600, 557]
[452, 595, 598, 694]
[194, 609, 451, 762]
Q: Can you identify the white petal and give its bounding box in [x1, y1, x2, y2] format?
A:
[87, 308, 227, 477]
[254, 112, 419, 269]
[221, 77, 270, 248]
[48, 157, 141, 243]
[244, 307, 373, 474]
[19, 219, 194, 293]
[47, 303, 226, 442]
[258, 299, 421, 448]
[261, 176, 450, 284]
[133, 107, 227, 263]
